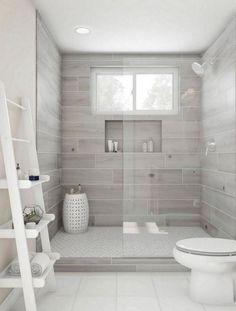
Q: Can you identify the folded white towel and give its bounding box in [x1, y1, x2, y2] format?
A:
[31, 253, 50, 277]
[8, 253, 50, 277]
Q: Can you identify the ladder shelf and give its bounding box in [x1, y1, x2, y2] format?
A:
[0, 81, 59, 311]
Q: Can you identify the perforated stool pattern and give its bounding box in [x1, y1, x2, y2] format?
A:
[63, 193, 89, 233]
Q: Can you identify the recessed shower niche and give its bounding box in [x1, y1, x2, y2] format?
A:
[105, 120, 162, 153]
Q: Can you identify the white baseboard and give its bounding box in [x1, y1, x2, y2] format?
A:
[0, 289, 22, 311]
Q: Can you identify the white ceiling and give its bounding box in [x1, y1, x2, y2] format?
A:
[33, 0, 236, 53]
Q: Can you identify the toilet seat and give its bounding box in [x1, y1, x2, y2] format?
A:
[176, 238, 236, 256]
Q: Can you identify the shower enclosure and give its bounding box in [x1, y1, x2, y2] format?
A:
[37, 17, 236, 271]
[120, 57, 206, 259]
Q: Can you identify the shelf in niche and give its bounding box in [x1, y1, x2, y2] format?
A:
[105, 120, 162, 153]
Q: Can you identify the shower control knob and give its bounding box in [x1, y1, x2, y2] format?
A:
[149, 173, 155, 178]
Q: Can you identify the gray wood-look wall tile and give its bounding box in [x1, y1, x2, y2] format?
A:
[62, 168, 113, 185]
[125, 185, 200, 200]
[89, 200, 123, 215]
[62, 154, 95, 168]
[123, 154, 165, 169]
[165, 154, 200, 168]
[37, 16, 62, 239]
[95, 154, 123, 169]
[183, 169, 200, 184]
[61, 53, 203, 226]
[218, 153, 236, 173]
[183, 107, 200, 121]
[162, 121, 199, 138]
[201, 187, 236, 218]
[162, 138, 200, 153]
[113, 169, 182, 185]
[62, 91, 90, 107]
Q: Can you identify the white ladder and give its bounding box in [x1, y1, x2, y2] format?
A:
[0, 81, 60, 311]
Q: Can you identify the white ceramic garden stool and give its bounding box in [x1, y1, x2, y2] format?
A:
[63, 193, 89, 234]
[174, 238, 236, 305]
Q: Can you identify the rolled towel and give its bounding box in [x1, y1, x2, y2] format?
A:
[8, 253, 50, 277]
[31, 253, 50, 277]
[8, 254, 34, 276]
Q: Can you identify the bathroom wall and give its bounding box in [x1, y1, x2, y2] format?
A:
[200, 18, 236, 238]
[0, 0, 36, 304]
[36, 15, 62, 240]
[61, 54, 201, 226]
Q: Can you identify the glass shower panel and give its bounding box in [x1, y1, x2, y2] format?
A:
[121, 55, 209, 259]
[122, 119, 164, 257]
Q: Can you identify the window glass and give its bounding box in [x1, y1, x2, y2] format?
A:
[97, 75, 133, 112]
[136, 74, 173, 111]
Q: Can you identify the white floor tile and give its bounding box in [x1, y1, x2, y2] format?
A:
[203, 305, 236, 311]
[118, 275, 156, 297]
[152, 272, 190, 279]
[11, 272, 236, 311]
[78, 276, 116, 297]
[72, 297, 116, 311]
[77, 272, 116, 278]
[10, 296, 25, 311]
[118, 272, 152, 278]
[117, 297, 161, 311]
[36, 293, 75, 311]
[11, 293, 76, 311]
[53, 275, 81, 296]
[154, 276, 205, 311]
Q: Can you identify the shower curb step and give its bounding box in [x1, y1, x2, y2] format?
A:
[55, 257, 188, 272]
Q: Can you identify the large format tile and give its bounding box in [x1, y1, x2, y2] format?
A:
[62, 90, 90, 107]
[162, 121, 200, 138]
[62, 168, 113, 185]
[72, 297, 116, 311]
[53, 275, 81, 296]
[78, 276, 116, 297]
[62, 154, 95, 168]
[203, 305, 236, 311]
[124, 185, 200, 200]
[162, 138, 200, 153]
[113, 169, 182, 185]
[11, 293, 75, 311]
[62, 120, 104, 138]
[165, 154, 200, 168]
[36, 294, 75, 311]
[117, 274, 156, 297]
[95, 153, 123, 169]
[218, 153, 236, 173]
[123, 153, 165, 169]
[117, 297, 161, 311]
[153, 276, 205, 311]
[201, 169, 236, 196]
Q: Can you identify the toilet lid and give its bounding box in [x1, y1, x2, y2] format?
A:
[176, 238, 236, 256]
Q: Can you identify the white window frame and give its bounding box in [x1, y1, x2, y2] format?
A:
[91, 67, 179, 115]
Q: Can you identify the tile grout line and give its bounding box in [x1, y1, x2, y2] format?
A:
[70, 274, 82, 311]
[151, 274, 163, 311]
[115, 272, 118, 311]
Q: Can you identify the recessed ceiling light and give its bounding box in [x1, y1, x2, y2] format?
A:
[74, 26, 90, 34]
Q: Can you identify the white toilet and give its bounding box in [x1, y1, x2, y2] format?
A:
[173, 238, 236, 305]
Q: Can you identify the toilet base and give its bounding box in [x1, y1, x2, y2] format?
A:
[190, 270, 234, 305]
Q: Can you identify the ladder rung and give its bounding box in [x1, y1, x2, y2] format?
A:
[0, 175, 50, 189]
[0, 252, 60, 288]
[12, 137, 30, 143]
[0, 213, 55, 238]
[7, 98, 26, 110]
